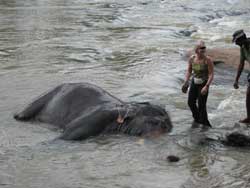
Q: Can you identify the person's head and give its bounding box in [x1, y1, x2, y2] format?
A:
[232, 29, 247, 46]
[194, 40, 206, 55]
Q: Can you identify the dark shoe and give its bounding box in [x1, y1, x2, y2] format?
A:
[239, 118, 250, 124]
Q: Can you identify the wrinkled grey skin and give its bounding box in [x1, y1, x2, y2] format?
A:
[14, 83, 172, 140]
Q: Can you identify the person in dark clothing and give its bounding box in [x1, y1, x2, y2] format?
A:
[182, 41, 214, 127]
[232, 29, 250, 124]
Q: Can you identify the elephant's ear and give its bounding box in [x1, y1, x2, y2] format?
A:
[60, 108, 117, 140]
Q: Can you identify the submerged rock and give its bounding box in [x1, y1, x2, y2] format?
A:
[167, 155, 180, 162]
[222, 132, 250, 147]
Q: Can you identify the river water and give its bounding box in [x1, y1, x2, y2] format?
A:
[1, 0, 250, 187]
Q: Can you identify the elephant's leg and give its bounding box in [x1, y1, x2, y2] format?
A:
[14, 85, 62, 121]
[60, 109, 117, 140]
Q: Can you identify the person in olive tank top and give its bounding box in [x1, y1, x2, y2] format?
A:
[233, 30, 250, 124]
[182, 41, 214, 128]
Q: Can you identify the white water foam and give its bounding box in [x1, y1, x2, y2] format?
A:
[227, 0, 239, 5]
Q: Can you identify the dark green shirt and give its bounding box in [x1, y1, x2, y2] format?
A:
[191, 56, 209, 81]
[240, 43, 250, 63]
[192, 63, 208, 80]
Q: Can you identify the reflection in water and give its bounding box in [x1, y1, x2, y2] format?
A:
[183, 148, 222, 188]
[189, 150, 210, 178]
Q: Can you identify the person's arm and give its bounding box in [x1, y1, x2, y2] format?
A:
[234, 58, 245, 89]
[205, 57, 214, 87]
[201, 57, 214, 95]
[182, 57, 193, 93]
[234, 47, 246, 89]
[184, 57, 193, 83]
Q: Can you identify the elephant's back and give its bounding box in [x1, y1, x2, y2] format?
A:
[37, 83, 123, 128]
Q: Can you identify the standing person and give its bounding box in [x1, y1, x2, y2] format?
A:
[182, 41, 214, 127]
[232, 30, 250, 124]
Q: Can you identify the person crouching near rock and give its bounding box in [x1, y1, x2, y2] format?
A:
[182, 40, 214, 128]
[232, 30, 250, 124]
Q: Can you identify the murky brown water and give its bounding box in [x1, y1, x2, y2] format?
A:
[1, 0, 250, 187]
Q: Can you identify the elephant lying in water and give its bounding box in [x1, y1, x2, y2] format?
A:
[14, 83, 172, 140]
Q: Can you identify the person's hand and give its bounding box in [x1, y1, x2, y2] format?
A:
[233, 81, 239, 89]
[181, 81, 189, 93]
[201, 85, 208, 95]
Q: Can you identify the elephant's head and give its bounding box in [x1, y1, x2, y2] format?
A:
[115, 102, 172, 136]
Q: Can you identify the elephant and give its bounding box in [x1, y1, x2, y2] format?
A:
[14, 82, 172, 140]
